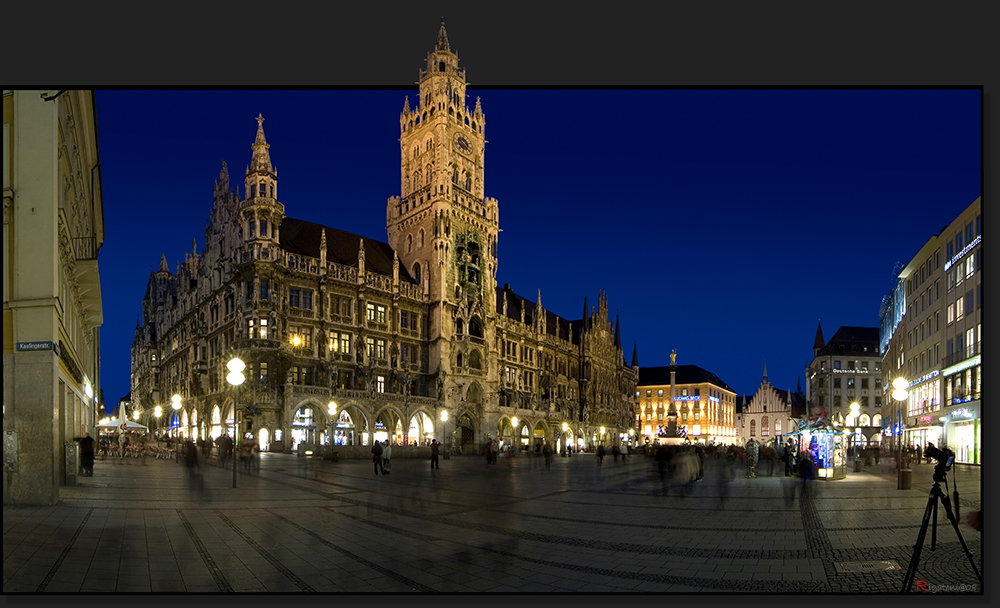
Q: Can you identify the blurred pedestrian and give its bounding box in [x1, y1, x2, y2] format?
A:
[798, 451, 816, 498]
[371, 441, 384, 475]
[597, 445, 606, 467]
[382, 441, 393, 474]
[80, 433, 95, 476]
[431, 439, 440, 469]
[612, 445, 621, 463]
[695, 444, 705, 481]
[655, 444, 670, 484]
[543, 442, 553, 470]
[745, 439, 759, 478]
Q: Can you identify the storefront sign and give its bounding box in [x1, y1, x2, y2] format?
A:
[942, 354, 980, 377]
[949, 407, 975, 419]
[911, 370, 940, 386]
[918, 416, 933, 424]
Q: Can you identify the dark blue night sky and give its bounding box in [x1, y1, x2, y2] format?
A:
[94, 86, 980, 411]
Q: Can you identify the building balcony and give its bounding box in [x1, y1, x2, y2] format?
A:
[232, 338, 282, 352]
[942, 342, 980, 369]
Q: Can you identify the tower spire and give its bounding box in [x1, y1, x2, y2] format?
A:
[813, 320, 825, 349]
[614, 312, 621, 348]
[763, 363, 768, 381]
[436, 19, 450, 52]
[248, 114, 273, 175]
[631, 343, 639, 368]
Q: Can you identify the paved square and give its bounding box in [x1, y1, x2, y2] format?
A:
[3, 452, 982, 593]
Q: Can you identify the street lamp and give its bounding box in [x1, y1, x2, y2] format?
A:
[849, 402, 860, 459]
[227, 357, 246, 488]
[326, 401, 337, 448]
[441, 410, 450, 459]
[891, 377, 909, 470]
[511, 416, 519, 453]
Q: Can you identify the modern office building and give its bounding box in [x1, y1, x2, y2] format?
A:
[805, 324, 883, 451]
[878, 196, 981, 464]
[129, 25, 637, 456]
[636, 361, 737, 445]
[3, 90, 105, 505]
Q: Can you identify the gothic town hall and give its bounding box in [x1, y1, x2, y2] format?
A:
[130, 25, 638, 455]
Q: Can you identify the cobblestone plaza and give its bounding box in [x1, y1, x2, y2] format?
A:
[3, 452, 983, 594]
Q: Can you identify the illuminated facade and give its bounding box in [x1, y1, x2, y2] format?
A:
[805, 325, 882, 449]
[636, 364, 737, 444]
[3, 90, 105, 505]
[878, 197, 981, 464]
[736, 366, 804, 444]
[130, 25, 637, 455]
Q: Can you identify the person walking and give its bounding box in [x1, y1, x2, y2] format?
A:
[431, 439, 440, 469]
[543, 442, 553, 470]
[745, 438, 758, 478]
[371, 440, 384, 475]
[382, 440, 393, 474]
[80, 433, 95, 477]
[596, 445, 606, 467]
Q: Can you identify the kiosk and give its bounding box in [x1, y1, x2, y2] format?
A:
[784, 428, 846, 480]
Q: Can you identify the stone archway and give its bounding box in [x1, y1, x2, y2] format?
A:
[456, 412, 476, 453]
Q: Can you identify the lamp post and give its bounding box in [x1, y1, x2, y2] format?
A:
[511, 416, 519, 453]
[891, 377, 909, 470]
[441, 410, 450, 460]
[227, 357, 246, 488]
[849, 402, 860, 460]
[171, 394, 182, 440]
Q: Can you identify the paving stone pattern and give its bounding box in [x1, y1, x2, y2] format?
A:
[2, 452, 982, 593]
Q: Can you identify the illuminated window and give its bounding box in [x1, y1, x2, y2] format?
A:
[956, 297, 964, 320]
[367, 303, 376, 321]
[366, 337, 375, 357]
[947, 304, 954, 325]
[376, 305, 386, 323]
[340, 333, 350, 354]
[376, 339, 386, 359]
[749, 419, 756, 436]
[259, 319, 267, 340]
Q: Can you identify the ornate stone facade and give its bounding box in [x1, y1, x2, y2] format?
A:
[130, 26, 636, 454]
[4, 90, 104, 505]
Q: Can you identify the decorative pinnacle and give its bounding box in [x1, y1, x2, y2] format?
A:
[436, 20, 450, 52]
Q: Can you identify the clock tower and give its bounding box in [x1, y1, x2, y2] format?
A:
[386, 22, 500, 404]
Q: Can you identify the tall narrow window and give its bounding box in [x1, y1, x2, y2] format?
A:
[259, 319, 267, 340]
[260, 280, 268, 301]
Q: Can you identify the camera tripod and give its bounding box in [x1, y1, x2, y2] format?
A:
[901, 471, 982, 592]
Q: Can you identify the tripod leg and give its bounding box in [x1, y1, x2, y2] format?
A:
[937, 493, 982, 584]
[901, 492, 938, 592]
[931, 497, 938, 551]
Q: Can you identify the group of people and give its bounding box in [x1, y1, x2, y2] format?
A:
[370, 440, 393, 475]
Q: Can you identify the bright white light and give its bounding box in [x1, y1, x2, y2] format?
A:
[511, 416, 519, 428]
[171, 394, 182, 410]
[227, 357, 246, 373]
[562, 422, 568, 431]
[154, 406, 163, 418]
[227, 370, 245, 386]
[892, 378, 909, 390]
[440, 410, 449, 422]
[892, 388, 908, 401]
[328, 401, 337, 416]
[850, 402, 860, 413]
[85, 382, 93, 399]
[600, 426, 606, 435]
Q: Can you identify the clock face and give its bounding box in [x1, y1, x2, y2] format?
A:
[455, 135, 472, 154]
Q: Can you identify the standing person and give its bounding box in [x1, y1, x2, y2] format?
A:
[784, 440, 795, 476]
[241, 441, 253, 475]
[655, 444, 670, 484]
[80, 433, 95, 476]
[596, 445, 606, 467]
[489, 437, 499, 465]
[382, 440, 393, 474]
[430, 439, 440, 469]
[612, 444, 621, 463]
[371, 440, 384, 475]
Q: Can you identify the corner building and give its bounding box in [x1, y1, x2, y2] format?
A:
[879, 196, 981, 463]
[805, 325, 882, 450]
[4, 90, 105, 505]
[636, 364, 737, 444]
[130, 25, 637, 455]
